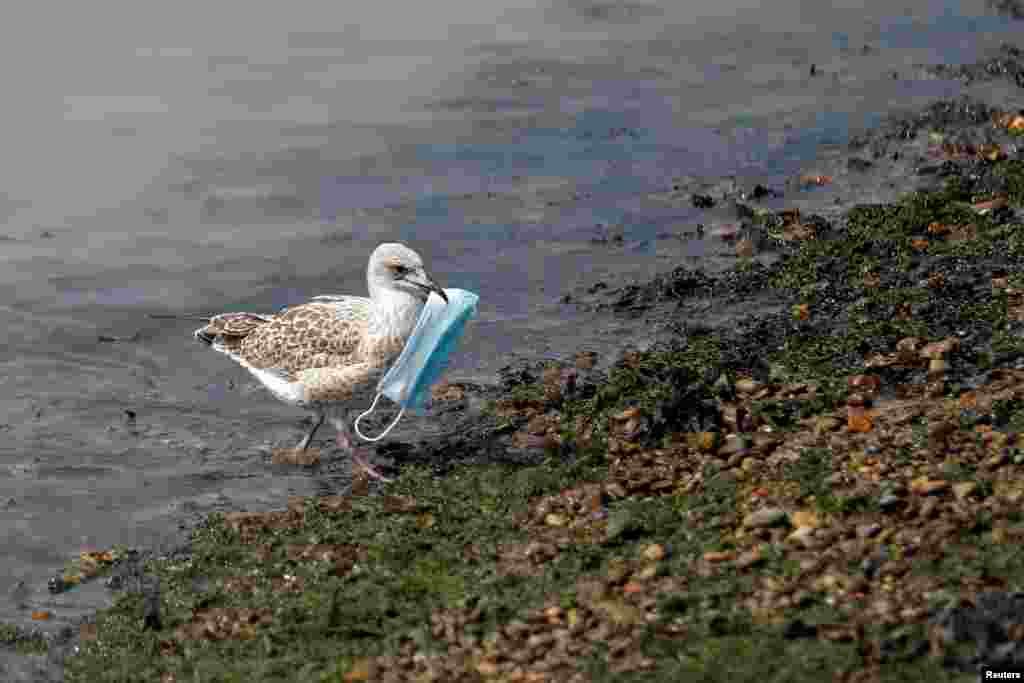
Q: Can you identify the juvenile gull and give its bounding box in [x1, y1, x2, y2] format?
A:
[193, 243, 447, 481]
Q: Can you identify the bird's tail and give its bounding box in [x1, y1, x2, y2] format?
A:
[196, 313, 274, 346]
[148, 312, 274, 348]
[164, 312, 274, 347]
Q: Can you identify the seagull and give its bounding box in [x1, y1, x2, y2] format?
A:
[192, 243, 447, 481]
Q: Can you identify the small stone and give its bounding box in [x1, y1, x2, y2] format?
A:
[879, 494, 902, 512]
[735, 545, 764, 569]
[857, 523, 882, 539]
[839, 538, 864, 557]
[703, 550, 737, 563]
[527, 631, 555, 649]
[545, 513, 568, 527]
[813, 416, 842, 435]
[988, 449, 1011, 467]
[876, 527, 897, 543]
[641, 544, 666, 562]
[736, 378, 763, 394]
[815, 573, 848, 591]
[919, 338, 960, 359]
[635, 564, 658, 581]
[910, 478, 949, 496]
[790, 510, 821, 529]
[919, 498, 939, 519]
[896, 337, 923, 357]
[717, 435, 747, 458]
[574, 351, 598, 370]
[952, 481, 978, 500]
[872, 599, 896, 618]
[848, 576, 870, 594]
[786, 526, 817, 549]
[476, 660, 500, 677]
[743, 508, 788, 529]
[543, 606, 563, 624]
[605, 482, 627, 498]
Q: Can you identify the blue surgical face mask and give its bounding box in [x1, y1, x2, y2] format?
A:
[354, 288, 478, 442]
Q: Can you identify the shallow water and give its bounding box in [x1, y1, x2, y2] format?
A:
[0, 0, 1021, 660]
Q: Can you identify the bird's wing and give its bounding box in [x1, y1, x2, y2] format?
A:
[231, 298, 373, 378]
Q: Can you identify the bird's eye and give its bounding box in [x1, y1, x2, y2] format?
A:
[393, 265, 409, 276]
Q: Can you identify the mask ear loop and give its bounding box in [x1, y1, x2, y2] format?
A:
[354, 393, 406, 442]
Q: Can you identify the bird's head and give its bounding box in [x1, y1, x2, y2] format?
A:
[368, 243, 448, 304]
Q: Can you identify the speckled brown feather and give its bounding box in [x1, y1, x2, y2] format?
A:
[236, 302, 369, 377]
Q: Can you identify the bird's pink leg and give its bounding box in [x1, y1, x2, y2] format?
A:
[335, 421, 393, 483]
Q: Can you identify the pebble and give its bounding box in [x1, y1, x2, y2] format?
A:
[910, 479, 949, 496]
[879, 494, 902, 512]
[634, 565, 658, 581]
[799, 557, 822, 573]
[952, 481, 978, 500]
[545, 513, 568, 527]
[703, 550, 736, 563]
[813, 416, 842, 434]
[641, 544, 666, 562]
[790, 510, 820, 529]
[987, 451, 1009, 468]
[743, 508, 788, 529]
[736, 378, 763, 394]
[861, 557, 881, 579]
[839, 539, 863, 557]
[786, 526, 817, 549]
[735, 546, 764, 569]
[605, 482, 627, 498]
[872, 599, 895, 618]
[857, 523, 882, 539]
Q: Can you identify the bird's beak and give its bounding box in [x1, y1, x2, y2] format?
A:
[409, 269, 448, 304]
